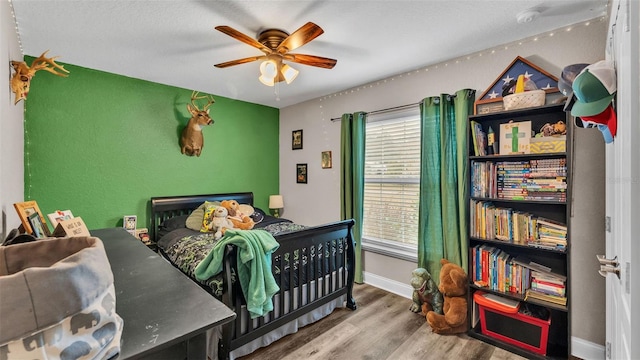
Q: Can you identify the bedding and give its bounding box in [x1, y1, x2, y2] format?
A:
[157, 212, 342, 298]
[150, 193, 356, 360]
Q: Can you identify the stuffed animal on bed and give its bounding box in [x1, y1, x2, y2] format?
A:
[207, 206, 235, 240]
[426, 259, 468, 335]
[220, 200, 255, 230]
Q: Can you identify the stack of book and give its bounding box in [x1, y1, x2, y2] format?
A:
[496, 160, 530, 200]
[514, 257, 568, 306]
[526, 271, 567, 306]
[528, 217, 567, 251]
[494, 159, 567, 202]
[469, 200, 536, 245]
[471, 245, 532, 295]
[471, 161, 497, 198]
[526, 158, 567, 202]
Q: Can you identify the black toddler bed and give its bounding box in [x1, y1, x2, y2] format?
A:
[150, 192, 357, 360]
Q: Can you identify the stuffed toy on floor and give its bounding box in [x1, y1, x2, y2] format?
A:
[409, 268, 443, 315]
[426, 259, 468, 335]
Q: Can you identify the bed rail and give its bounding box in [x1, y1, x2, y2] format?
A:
[218, 219, 356, 359]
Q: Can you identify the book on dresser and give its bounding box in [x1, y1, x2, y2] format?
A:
[467, 104, 571, 359]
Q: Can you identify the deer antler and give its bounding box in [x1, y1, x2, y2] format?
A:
[10, 50, 69, 104]
[28, 50, 70, 78]
[191, 90, 215, 112]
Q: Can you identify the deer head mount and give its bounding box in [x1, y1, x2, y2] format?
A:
[10, 50, 69, 105]
[180, 91, 215, 157]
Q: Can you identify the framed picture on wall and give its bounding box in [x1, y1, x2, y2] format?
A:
[321, 151, 332, 169]
[14, 200, 51, 236]
[296, 163, 308, 183]
[292, 129, 303, 150]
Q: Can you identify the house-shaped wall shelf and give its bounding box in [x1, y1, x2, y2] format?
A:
[475, 56, 562, 114]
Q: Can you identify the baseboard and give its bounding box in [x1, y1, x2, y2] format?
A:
[571, 336, 605, 360]
[362, 271, 413, 299]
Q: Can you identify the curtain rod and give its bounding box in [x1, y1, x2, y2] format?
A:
[330, 102, 420, 122]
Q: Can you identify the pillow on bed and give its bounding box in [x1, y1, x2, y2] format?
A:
[157, 214, 189, 239]
[250, 207, 266, 224]
[200, 202, 218, 232]
[185, 201, 220, 231]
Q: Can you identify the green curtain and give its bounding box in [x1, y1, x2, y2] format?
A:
[417, 89, 475, 281]
[340, 112, 366, 284]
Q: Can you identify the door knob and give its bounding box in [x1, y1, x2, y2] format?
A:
[598, 264, 621, 279]
[596, 254, 618, 266]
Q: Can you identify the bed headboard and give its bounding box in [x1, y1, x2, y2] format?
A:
[150, 192, 254, 243]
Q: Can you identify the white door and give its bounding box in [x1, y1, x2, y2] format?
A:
[603, 1, 638, 358]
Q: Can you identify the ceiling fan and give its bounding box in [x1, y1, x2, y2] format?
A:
[214, 22, 337, 86]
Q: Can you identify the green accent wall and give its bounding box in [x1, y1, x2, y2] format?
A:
[23, 59, 279, 232]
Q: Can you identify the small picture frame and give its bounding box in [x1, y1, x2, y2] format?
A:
[321, 151, 332, 169]
[47, 210, 74, 227]
[292, 129, 303, 150]
[296, 163, 308, 184]
[123, 215, 137, 236]
[14, 200, 50, 236]
[28, 212, 46, 239]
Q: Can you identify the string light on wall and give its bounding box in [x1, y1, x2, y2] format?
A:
[318, 17, 605, 105]
[8, 0, 24, 54]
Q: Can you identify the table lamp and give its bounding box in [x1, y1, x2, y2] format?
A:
[269, 195, 284, 218]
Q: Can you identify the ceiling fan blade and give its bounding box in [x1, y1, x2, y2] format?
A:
[276, 22, 324, 54]
[214, 56, 265, 68]
[215, 25, 270, 53]
[284, 53, 337, 69]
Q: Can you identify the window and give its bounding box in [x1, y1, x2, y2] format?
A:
[362, 106, 421, 261]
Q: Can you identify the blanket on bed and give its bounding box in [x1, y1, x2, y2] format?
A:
[195, 229, 280, 318]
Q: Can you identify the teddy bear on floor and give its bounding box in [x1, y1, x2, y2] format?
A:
[221, 200, 255, 230]
[409, 268, 443, 315]
[426, 259, 468, 335]
[207, 206, 235, 240]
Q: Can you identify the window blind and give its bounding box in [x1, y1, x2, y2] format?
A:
[363, 107, 420, 245]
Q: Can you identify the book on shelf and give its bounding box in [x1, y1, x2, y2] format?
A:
[536, 217, 568, 231]
[524, 289, 567, 306]
[471, 121, 487, 156]
[512, 256, 567, 282]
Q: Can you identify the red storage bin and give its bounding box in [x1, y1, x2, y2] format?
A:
[474, 291, 551, 355]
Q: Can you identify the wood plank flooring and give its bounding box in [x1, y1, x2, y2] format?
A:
[239, 283, 528, 360]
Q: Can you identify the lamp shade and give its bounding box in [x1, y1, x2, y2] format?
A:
[281, 64, 299, 84]
[259, 59, 278, 86]
[269, 195, 284, 209]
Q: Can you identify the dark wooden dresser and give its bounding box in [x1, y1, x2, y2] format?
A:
[92, 228, 235, 359]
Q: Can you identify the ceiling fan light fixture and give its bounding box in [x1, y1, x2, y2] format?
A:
[259, 59, 278, 86]
[259, 73, 275, 86]
[260, 59, 278, 78]
[281, 64, 299, 84]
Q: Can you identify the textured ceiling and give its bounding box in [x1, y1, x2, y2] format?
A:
[11, 0, 608, 109]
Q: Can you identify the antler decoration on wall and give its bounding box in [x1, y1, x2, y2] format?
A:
[180, 91, 215, 157]
[10, 50, 69, 105]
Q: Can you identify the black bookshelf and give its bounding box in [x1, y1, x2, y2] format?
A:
[467, 104, 571, 359]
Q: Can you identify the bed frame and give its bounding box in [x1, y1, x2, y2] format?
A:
[150, 193, 357, 360]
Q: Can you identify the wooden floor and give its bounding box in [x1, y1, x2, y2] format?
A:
[240, 283, 528, 360]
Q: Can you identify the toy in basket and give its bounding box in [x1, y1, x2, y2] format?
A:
[503, 90, 546, 110]
[503, 74, 546, 110]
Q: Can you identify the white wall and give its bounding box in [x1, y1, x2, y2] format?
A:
[1, 0, 25, 241]
[280, 18, 608, 353]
